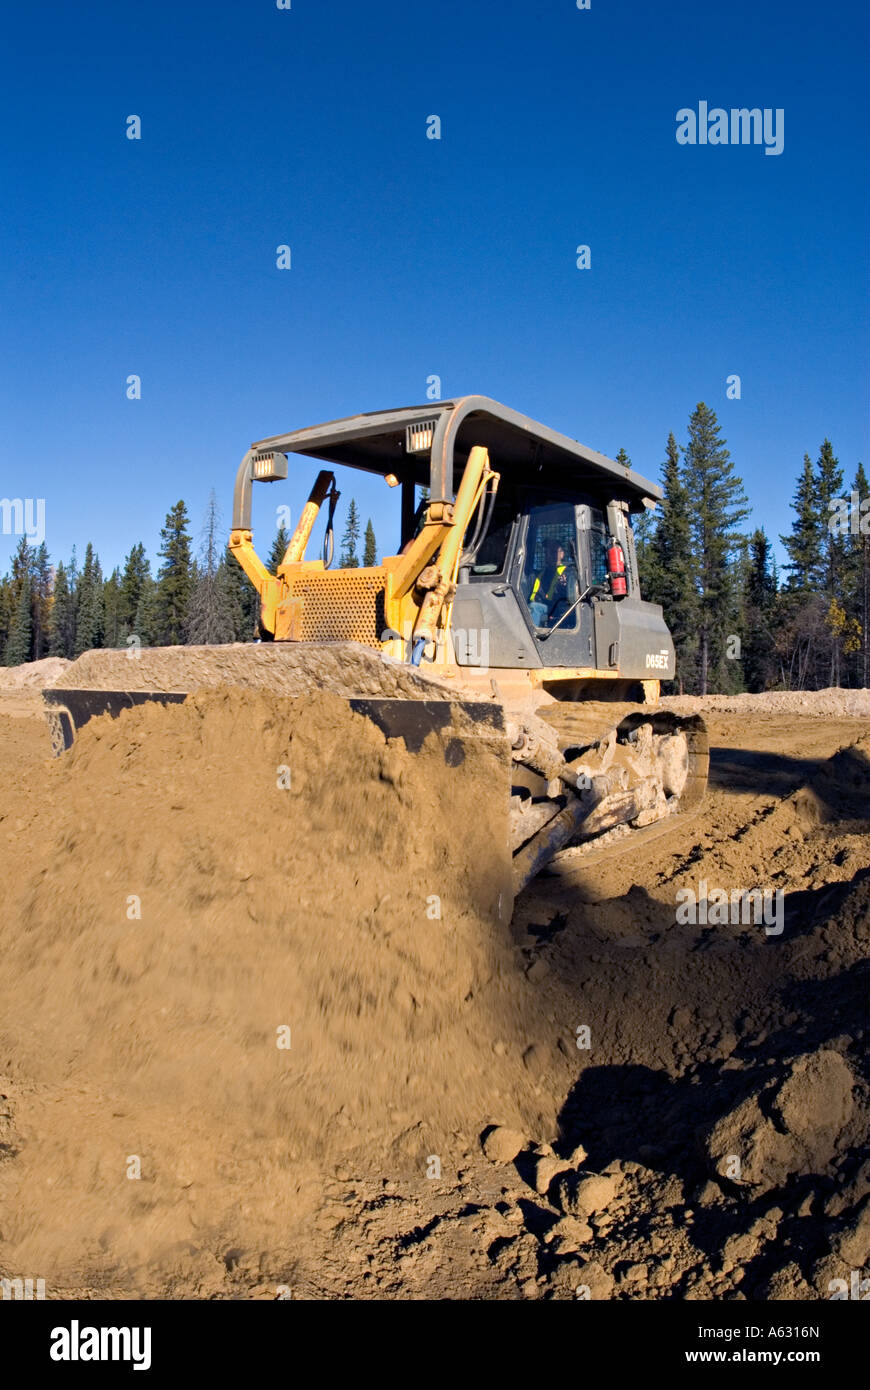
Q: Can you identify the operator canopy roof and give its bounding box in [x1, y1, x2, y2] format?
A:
[253, 395, 661, 506]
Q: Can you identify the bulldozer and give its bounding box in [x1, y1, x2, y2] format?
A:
[42, 396, 708, 912]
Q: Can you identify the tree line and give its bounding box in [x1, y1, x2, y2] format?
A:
[0, 494, 379, 664]
[632, 403, 868, 694]
[2, 416, 866, 695]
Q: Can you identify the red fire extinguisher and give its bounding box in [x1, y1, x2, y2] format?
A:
[607, 538, 627, 597]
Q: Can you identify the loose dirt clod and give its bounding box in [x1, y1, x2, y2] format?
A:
[482, 1127, 527, 1164]
[702, 1051, 855, 1192]
[556, 1171, 622, 1217]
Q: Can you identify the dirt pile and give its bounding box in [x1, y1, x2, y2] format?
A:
[0, 656, 71, 719]
[662, 687, 870, 718]
[0, 656, 70, 691]
[0, 687, 557, 1290]
[0, 699, 868, 1298]
[48, 640, 455, 700]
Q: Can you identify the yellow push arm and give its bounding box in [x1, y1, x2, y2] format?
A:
[411, 445, 493, 649]
[281, 470, 335, 568]
[228, 530, 281, 634]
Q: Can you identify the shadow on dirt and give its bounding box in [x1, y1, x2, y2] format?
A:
[768, 961, 870, 1082]
[548, 866, 870, 1183]
[555, 1061, 742, 1183]
[709, 745, 825, 796]
[709, 740, 869, 821]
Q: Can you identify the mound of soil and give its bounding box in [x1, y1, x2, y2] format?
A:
[0, 688, 551, 1288]
[0, 656, 70, 691]
[662, 688, 870, 718]
[0, 696, 868, 1298]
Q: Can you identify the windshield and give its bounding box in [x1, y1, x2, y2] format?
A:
[521, 503, 579, 630]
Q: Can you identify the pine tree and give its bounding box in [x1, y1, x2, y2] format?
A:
[268, 523, 290, 572]
[339, 499, 360, 568]
[648, 433, 697, 691]
[103, 568, 123, 648]
[0, 575, 13, 662]
[742, 529, 777, 691]
[816, 440, 845, 596]
[10, 537, 32, 593]
[812, 439, 848, 685]
[67, 545, 79, 620]
[186, 492, 237, 645]
[632, 512, 658, 597]
[363, 519, 377, 568]
[682, 404, 749, 694]
[4, 539, 34, 664]
[4, 572, 32, 665]
[780, 455, 820, 592]
[119, 543, 151, 638]
[777, 450, 838, 689]
[74, 542, 104, 655]
[48, 562, 76, 658]
[221, 545, 259, 641]
[155, 501, 193, 645]
[714, 534, 746, 696]
[133, 576, 160, 646]
[746, 528, 777, 613]
[32, 543, 52, 660]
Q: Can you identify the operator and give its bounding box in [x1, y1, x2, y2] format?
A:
[528, 541, 567, 627]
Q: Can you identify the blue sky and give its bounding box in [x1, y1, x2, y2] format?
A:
[1, 0, 866, 577]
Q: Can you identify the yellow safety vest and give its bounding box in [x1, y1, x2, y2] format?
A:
[531, 564, 565, 602]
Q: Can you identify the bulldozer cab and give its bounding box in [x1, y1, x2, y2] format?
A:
[230, 395, 676, 693]
[462, 489, 610, 655]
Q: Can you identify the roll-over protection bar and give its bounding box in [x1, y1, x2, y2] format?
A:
[232, 395, 663, 529]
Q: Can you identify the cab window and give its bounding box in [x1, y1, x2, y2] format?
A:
[521, 504, 579, 630]
[469, 497, 516, 576]
[587, 507, 610, 588]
